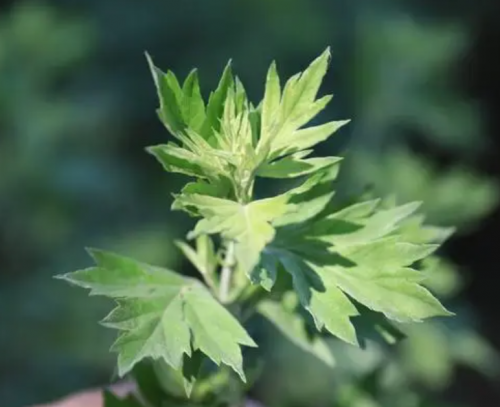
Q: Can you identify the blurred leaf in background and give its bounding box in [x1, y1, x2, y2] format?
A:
[0, 3, 181, 405]
[348, 148, 498, 229]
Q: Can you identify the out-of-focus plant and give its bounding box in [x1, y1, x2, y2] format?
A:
[349, 148, 498, 229]
[343, 10, 498, 228]
[0, 3, 115, 404]
[0, 3, 180, 405]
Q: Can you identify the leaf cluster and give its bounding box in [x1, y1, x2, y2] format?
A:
[58, 49, 452, 405]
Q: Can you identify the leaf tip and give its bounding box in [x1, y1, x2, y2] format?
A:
[439, 306, 455, 318]
[85, 246, 102, 262]
[145, 144, 161, 157]
[53, 273, 68, 281]
[337, 118, 351, 128]
[318, 46, 332, 66]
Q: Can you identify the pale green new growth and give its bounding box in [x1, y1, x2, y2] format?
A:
[58, 48, 452, 403]
[177, 193, 290, 276]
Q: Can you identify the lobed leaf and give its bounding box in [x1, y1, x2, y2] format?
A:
[252, 172, 452, 345]
[147, 49, 349, 189]
[57, 250, 256, 383]
[257, 48, 348, 163]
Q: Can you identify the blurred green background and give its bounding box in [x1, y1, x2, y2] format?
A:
[1, 1, 500, 406]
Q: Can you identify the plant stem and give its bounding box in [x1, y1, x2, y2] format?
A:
[219, 240, 236, 303]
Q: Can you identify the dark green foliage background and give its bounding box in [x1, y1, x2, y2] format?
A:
[1, 1, 500, 406]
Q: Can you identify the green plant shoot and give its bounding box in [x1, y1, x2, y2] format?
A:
[57, 48, 452, 406]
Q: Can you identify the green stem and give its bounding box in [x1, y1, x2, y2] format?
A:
[219, 240, 236, 303]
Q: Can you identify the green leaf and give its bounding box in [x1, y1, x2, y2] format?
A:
[257, 151, 342, 179]
[146, 56, 253, 192]
[273, 165, 340, 227]
[274, 119, 350, 158]
[260, 247, 360, 345]
[200, 61, 234, 141]
[256, 191, 452, 345]
[147, 131, 235, 184]
[260, 60, 280, 150]
[147, 143, 208, 179]
[181, 69, 206, 132]
[397, 213, 454, 245]
[176, 193, 289, 275]
[57, 250, 256, 383]
[214, 88, 261, 188]
[146, 54, 206, 138]
[146, 53, 185, 139]
[258, 48, 346, 161]
[146, 49, 350, 202]
[258, 293, 335, 366]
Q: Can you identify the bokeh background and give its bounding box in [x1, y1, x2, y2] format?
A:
[1, 1, 500, 406]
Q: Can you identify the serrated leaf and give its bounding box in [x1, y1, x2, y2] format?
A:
[146, 56, 253, 195]
[316, 201, 423, 246]
[258, 48, 346, 161]
[258, 296, 335, 366]
[261, 61, 280, 145]
[200, 61, 234, 142]
[147, 132, 235, 185]
[274, 119, 350, 158]
[181, 69, 206, 132]
[147, 143, 209, 179]
[146, 53, 185, 139]
[273, 165, 340, 227]
[57, 250, 256, 383]
[260, 246, 360, 344]
[144, 49, 452, 371]
[256, 195, 452, 345]
[214, 88, 261, 185]
[257, 152, 342, 179]
[396, 214, 454, 245]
